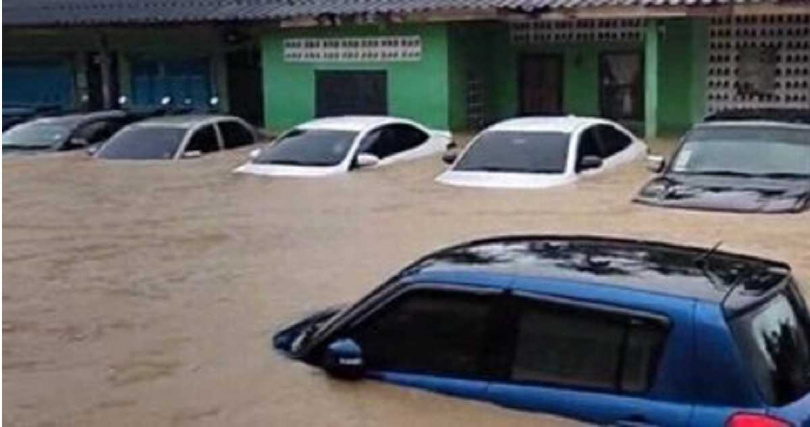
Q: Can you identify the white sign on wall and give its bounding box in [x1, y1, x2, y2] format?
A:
[283, 36, 422, 63]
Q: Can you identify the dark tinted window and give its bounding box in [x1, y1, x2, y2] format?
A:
[350, 290, 492, 377]
[219, 121, 255, 149]
[597, 125, 633, 157]
[576, 127, 604, 172]
[185, 125, 219, 154]
[254, 129, 357, 167]
[731, 285, 810, 405]
[359, 124, 429, 159]
[511, 297, 667, 393]
[454, 131, 570, 174]
[97, 127, 187, 160]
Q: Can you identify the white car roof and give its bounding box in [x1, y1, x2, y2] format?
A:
[485, 116, 610, 134]
[296, 116, 408, 132]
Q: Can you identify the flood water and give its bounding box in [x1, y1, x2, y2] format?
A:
[3, 142, 808, 426]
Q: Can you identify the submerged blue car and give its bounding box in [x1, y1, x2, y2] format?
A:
[274, 236, 810, 426]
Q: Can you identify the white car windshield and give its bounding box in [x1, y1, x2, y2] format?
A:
[454, 131, 570, 174]
[253, 129, 358, 167]
[3, 122, 70, 149]
[671, 127, 810, 178]
[97, 127, 186, 160]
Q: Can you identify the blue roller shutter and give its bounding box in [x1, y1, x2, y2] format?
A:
[3, 59, 75, 107]
[130, 58, 211, 109]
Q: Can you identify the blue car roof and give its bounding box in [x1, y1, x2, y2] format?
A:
[400, 235, 791, 304]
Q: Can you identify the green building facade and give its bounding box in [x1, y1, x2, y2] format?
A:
[258, 17, 718, 138]
[5, 2, 809, 138]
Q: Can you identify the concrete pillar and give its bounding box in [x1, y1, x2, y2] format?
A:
[644, 21, 659, 140]
[98, 34, 113, 109]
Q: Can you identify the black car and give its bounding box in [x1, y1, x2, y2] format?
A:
[2, 110, 142, 156]
[2, 105, 67, 132]
[635, 110, 810, 214]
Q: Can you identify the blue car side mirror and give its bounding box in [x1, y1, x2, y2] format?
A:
[322, 338, 365, 379]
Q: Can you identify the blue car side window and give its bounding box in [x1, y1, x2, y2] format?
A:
[348, 289, 494, 378]
[508, 297, 667, 393]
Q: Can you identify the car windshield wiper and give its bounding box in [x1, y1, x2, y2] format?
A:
[263, 159, 312, 166]
[472, 166, 527, 173]
[686, 170, 757, 178]
[2, 144, 51, 150]
[752, 172, 810, 180]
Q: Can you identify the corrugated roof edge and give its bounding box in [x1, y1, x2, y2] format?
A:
[2, 0, 795, 28]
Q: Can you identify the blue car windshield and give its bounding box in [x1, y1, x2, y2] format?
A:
[731, 281, 810, 406]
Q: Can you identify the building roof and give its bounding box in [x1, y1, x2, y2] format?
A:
[3, 0, 789, 27]
[401, 235, 791, 304]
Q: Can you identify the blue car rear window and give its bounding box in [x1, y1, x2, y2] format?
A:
[731, 282, 810, 406]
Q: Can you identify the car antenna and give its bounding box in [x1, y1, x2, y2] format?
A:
[694, 241, 724, 291]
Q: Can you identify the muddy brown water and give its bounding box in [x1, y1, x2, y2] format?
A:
[3, 142, 808, 426]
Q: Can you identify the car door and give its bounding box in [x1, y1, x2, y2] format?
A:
[574, 125, 606, 174]
[486, 291, 691, 426]
[180, 124, 220, 158]
[65, 120, 115, 150]
[593, 124, 641, 170]
[217, 120, 256, 150]
[344, 285, 503, 401]
[356, 124, 431, 165]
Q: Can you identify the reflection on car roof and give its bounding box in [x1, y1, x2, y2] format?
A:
[486, 116, 610, 134]
[696, 120, 810, 132]
[402, 235, 790, 303]
[297, 116, 407, 132]
[132, 114, 236, 129]
[31, 110, 128, 127]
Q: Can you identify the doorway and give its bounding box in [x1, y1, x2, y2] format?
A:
[520, 54, 563, 116]
[226, 49, 264, 125]
[599, 52, 644, 123]
[86, 52, 119, 110]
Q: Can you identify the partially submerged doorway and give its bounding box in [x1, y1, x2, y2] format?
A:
[599, 52, 644, 126]
[520, 54, 563, 116]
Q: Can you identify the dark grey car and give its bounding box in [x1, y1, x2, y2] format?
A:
[636, 119, 810, 214]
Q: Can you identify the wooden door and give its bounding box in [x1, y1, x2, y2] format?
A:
[520, 54, 563, 116]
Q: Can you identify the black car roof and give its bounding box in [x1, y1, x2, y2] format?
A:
[32, 110, 128, 127]
[401, 235, 791, 305]
[704, 109, 810, 125]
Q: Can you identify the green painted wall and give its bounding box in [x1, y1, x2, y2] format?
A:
[446, 22, 505, 130]
[657, 19, 709, 136]
[644, 21, 660, 139]
[261, 24, 452, 132]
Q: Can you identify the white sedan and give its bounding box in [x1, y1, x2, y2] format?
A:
[234, 116, 452, 177]
[436, 116, 646, 189]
